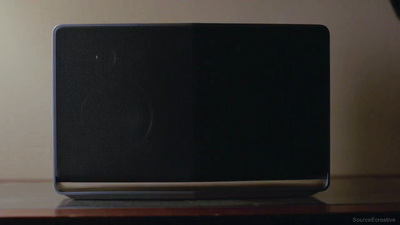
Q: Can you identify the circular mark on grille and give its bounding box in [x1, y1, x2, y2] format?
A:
[94, 49, 117, 69]
[80, 83, 153, 147]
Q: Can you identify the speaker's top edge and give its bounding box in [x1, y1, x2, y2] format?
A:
[53, 23, 329, 34]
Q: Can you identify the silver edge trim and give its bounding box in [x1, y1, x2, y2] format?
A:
[56, 179, 326, 192]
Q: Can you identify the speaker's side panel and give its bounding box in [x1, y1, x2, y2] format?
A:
[54, 25, 195, 183]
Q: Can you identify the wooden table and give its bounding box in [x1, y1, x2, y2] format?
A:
[0, 176, 399, 224]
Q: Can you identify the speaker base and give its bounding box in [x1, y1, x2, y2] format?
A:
[55, 177, 329, 199]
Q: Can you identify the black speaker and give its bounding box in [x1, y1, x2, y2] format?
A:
[53, 24, 330, 199]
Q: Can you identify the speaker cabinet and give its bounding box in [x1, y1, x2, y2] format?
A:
[53, 24, 330, 199]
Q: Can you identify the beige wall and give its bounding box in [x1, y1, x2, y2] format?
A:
[0, 0, 400, 179]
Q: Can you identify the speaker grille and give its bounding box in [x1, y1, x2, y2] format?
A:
[54, 24, 330, 182]
[80, 82, 153, 148]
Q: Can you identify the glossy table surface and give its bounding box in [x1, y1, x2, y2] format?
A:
[0, 176, 399, 219]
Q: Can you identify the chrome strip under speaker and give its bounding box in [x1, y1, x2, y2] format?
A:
[56, 179, 328, 192]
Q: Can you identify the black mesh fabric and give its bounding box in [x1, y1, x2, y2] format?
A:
[54, 24, 330, 182]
